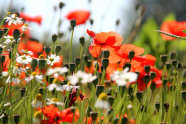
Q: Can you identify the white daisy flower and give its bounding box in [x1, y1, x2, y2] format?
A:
[111, 68, 138, 86]
[4, 13, 23, 25]
[6, 76, 20, 84]
[20, 24, 30, 32]
[62, 84, 80, 91]
[46, 98, 64, 106]
[4, 102, 11, 107]
[46, 67, 68, 78]
[4, 35, 16, 44]
[16, 54, 32, 64]
[31, 94, 43, 108]
[47, 83, 63, 92]
[47, 54, 60, 66]
[0, 44, 6, 48]
[2, 71, 9, 76]
[19, 49, 33, 55]
[25, 72, 43, 83]
[95, 92, 110, 110]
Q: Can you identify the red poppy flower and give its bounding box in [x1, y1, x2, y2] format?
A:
[87, 29, 95, 38]
[0, 53, 10, 72]
[160, 21, 186, 40]
[59, 108, 79, 123]
[89, 31, 123, 60]
[66, 10, 90, 25]
[20, 12, 42, 24]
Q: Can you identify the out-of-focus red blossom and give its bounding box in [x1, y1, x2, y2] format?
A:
[0, 53, 10, 72]
[66, 10, 90, 25]
[160, 21, 186, 40]
[39, 105, 79, 124]
[87, 29, 96, 38]
[88, 30, 123, 61]
[20, 12, 42, 24]
[2, 23, 30, 37]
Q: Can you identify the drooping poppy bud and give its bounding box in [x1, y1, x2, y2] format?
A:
[164, 103, 169, 112]
[96, 85, 104, 96]
[74, 57, 81, 66]
[160, 54, 168, 64]
[172, 59, 177, 68]
[14, 115, 20, 124]
[121, 116, 128, 124]
[90, 111, 98, 122]
[2, 114, 8, 124]
[13, 29, 20, 42]
[86, 60, 92, 68]
[155, 102, 160, 112]
[52, 34, 57, 43]
[31, 59, 38, 70]
[136, 91, 143, 102]
[79, 36, 85, 46]
[107, 96, 114, 106]
[166, 62, 171, 70]
[150, 72, 156, 80]
[102, 58, 109, 69]
[44, 47, 51, 56]
[144, 65, 151, 74]
[20, 88, 26, 97]
[59, 2, 65, 9]
[70, 19, 76, 30]
[143, 74, 150, 85]
[69, 63, 76, 73]
[55, 45, 61, 55]
[150, 82, 156, 92]
[169, 51, 176, 60]
[128, 50, 135, 60]
[103, 50, 110, 58]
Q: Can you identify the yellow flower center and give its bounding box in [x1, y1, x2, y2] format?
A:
[52, 78, 59, 84]
[34, 111, 42, 119]
[67, 81, 71, 85]
[49, 58, 54, 62]
[117, 68, 123, 71]
[31, 72, 37, 76]
[98, 92, 107, 101]
[51, 98, 58, 102]
[39, 54, 45, 59]
[21, 56, 26, 60]
[7, 12, 12, 15]
[35, 94, 43, 101]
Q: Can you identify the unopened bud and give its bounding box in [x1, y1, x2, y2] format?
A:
[55, 45, 61, 55]
[182, 81, 186, 89]
[96, 85, 104, 96]
[14, 115, 20, 124]
[155, 102, 160, 112]
[70, 19, 76, 30]
[13, 29, 20, 42]
[169, 51, 176, 60]
[160, 54, 168, 64]
[144, 65, 151, 74]
[150, 72, 156, 80]
[102, 58, 109, 69]
[31, 59, 38, 70]
[128, 50, 135, 60]
[164, 103, 169, 112]
[44, 47, 51, 55]
[52, 34, 57, 43]
[69, 63, 75, 72]
[74, 57, 81, 66]
[136, 91, 143, 102]
[89, 19, 94, 25]
[121, 116, 128, 124]
[90, 111, 98, 122]
[20, 88, 26, 97]
[107, 96, 114, 106]
[143, 74, 150, 85]
[86, 60, 92, 68]
[150, 82, 156, 92]
[172, 59, 177, 68]
[38, 59, 46, 70]
[59, 2, 65, 9]
[79, 37, 85, 46]
[103, 50, 110, 58]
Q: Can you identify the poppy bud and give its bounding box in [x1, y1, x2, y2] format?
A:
[107, 96, 114, 106]
[143, 74, 150, 85]
[155, 102, 160, 112]
[89, 19, 94, 25]
[31, 59, 38, 70]
[44, 47, 51, 55]
[123, 62, 131, 71]
[102, 58, 109, 69]
[2, 114, 8, 124]
[113, 117, 119, 124]
[55, 45, 61, 55]
[83, 54, 89, 63]
[13, 29, 20, 42]
[70, 106, 76, 114]
[97, 72, 102, 79]
[0, 47, 3, 54]
[128, 50, 135, 60]
[14, 115, 20, 124]
[121, 116, 128, 124]
[0, 29, 3, 38]
[69, 63, 75, 73]
[165, 62, 171, 70]
[103, 50, 110, 58]
[160, 54, 168, 64]
[182, 81, 186, 89]
[92, 77, 98, 86]
[169, 51, 176, 60]
[20, 88, 26, 97]
[8, 51, 11, 59]
[86, 60, 92, 68]
[177, 62, 182, 69]
[3, 28, 8, 35]
[150, 81, 156, 91]
[52, 34, 57, 43]
[150, 72, 156, 80]
[90, 111, 98, 122]
[96, 85, 104, 96]
[164, 103, 169, 112]
[116, 19, 120, 26]
[162, 78, 167, 86]
[144, 65, 151, 74]
[136, 91, 143, 102]
[70, 19, 76, 30]
[79, 36, 85, 46]
[39, 87, 45, 95]
[38, 59, 46, 70]
[119, 86, 126, 95]
[86, 106, 92, 117]
[0, 55, 5, 64]
[181, 91, 186, 102]
[74, 57, 81, 66]
[59, 2, 65, 9]
[172, 59, 177, 68]
[59, 32, 64, 38]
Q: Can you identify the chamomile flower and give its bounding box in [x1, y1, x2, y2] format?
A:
[20, 24, 30, 32]
[47, 54, 60, 66]
[46, 67, 68, 78]
[62, 83, 80, 91]
[95, 92, 110, 110]
[31, 94, 43, 108]
[47, 82, 63, 92]
[33, 111, 42, 124]
[25, 72, 43, 83]
[0, 44, 5, 48]
[19, 49, 33, 55]
[4, 13, 23, 25]
[111, 68, 138, 86]
[46, 98, 64, 106]
[16, 54, 32, 64]
[4, 35, 20, 44]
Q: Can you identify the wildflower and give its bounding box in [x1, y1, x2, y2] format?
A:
[4, 102, 11, 107]
[6, 76, 20, 84]
[46, 98, 64, 106]
[0, 44, 6, 48]
[25, 72, 43, 83]
[160, 21, 186, 40]
[95, 92, 110, 110]
[33, 111, 42, 124]
[66, 10, 90, 25]
[20, 24, 30, 32]
[32, 94, 43, 108]
[111, 68, 138, 86]
[19, 49, 33, 55]
[16, 54, 32, 64]
[46, 67, 68, 78]
[4, 13, 23, 25]
[47, 83, 63, 92]
[62, 84, 80, 91]
[4, 35, 20, 44]
[47, 54, 60, 66]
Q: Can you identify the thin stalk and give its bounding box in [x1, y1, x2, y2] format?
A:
[69, 29, 74, 63]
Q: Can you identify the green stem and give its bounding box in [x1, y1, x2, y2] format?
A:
[69, 29, 74, 63]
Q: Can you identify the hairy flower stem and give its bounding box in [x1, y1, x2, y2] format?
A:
[69, 29, 74, 63]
